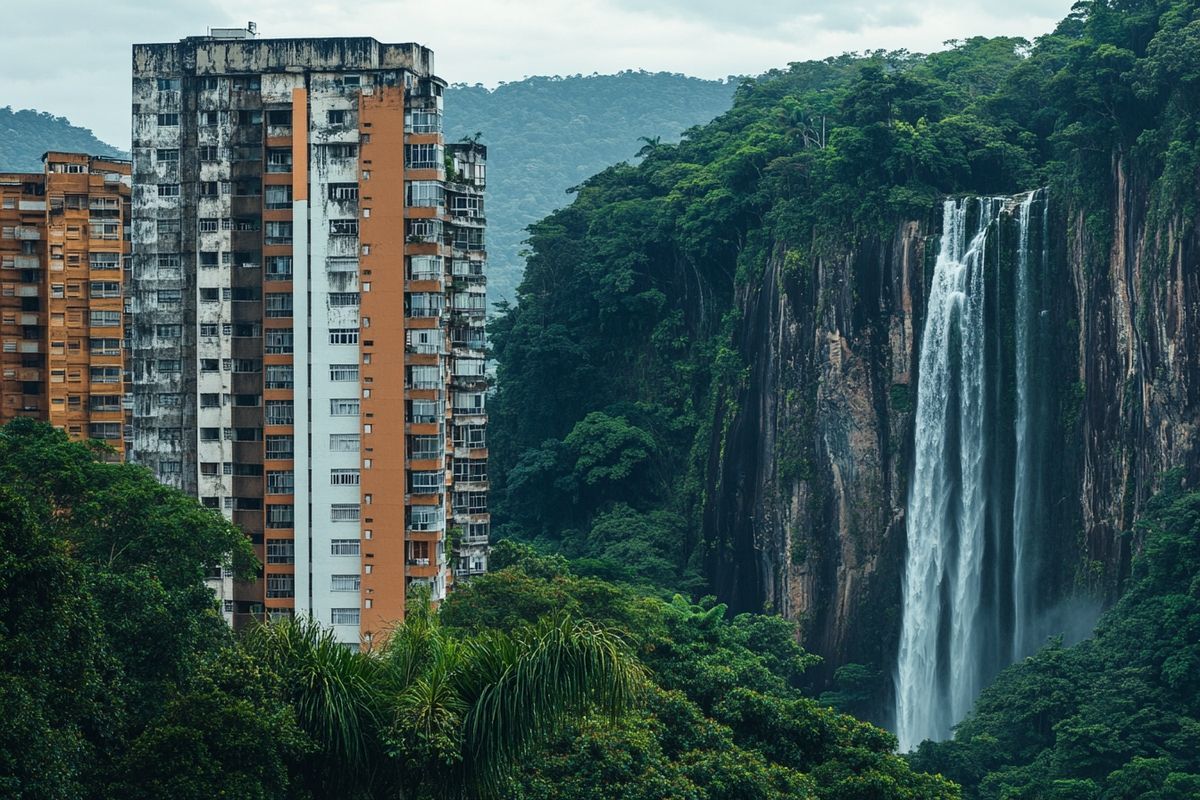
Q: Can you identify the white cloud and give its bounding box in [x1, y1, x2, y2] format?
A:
[0, 0, 1074, 146]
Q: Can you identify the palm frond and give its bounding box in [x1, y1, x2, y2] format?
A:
[456, 614, 645, 798]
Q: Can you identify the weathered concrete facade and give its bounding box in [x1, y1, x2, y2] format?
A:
[131, 30, 488, 641]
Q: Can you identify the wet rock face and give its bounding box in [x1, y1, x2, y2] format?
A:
[704, 171, 1199, 713]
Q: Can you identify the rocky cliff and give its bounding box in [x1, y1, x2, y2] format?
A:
[703, 166, 1200, 708]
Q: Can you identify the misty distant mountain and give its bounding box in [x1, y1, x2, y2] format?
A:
[445, 71, 739, 302]
[0, 107, 127, 172]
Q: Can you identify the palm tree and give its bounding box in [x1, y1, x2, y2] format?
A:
[244, 600, 643, 799]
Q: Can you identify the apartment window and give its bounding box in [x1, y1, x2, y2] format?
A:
[200, 427, 220, 442]
[199, 359, 219, 373]
[453, 491, 489, 514]
[326, 143, 358, 159]
[330, 504, 360, 523]
[158, 360, 181, 374]
[266, 504, 295, 529]
[409, 399, 443, 424]
[197, 145, 219, 161]
[406, 181, 444, 208]
[265, 185, 292, 209]
[265, 256, 292, 281]
[265, 293, 292, 318]
[89, 395, 122, 412]
[330, 219, 358, 236]
[156, 77, 181, 90]
[265, 400, 294, 425]
[156, 148, 179, 163]
[155, 393, 181, 409]
[89, 252, 120, 271]
[324, 183, 358, 203]
[331, 574, 360, 592]
[408, 255, 441, 280]
[454, 424, 486, 448]
[198, 251, 219, 268]
[329, 398, 360, 416]
[327, 109, 348, 125]
[330, 539, 360, 556]
[331, 470, 357, 489]
[157, 113, 179, 126]
[409, 435, 443, 459]
[89, 281, 121, 299]
[265, 148, 292, 173]
[454, 460, 488, 482]
[406, 293, 443, 318]
[237, 109, 263, 125]
[89, 338, 120, 355]
[329, 363, 358, 382]
[89, 423, 121, 440]
[329, 433, 360, 452]
[89, 366, 120, 384]
[156, 252, 181, 270]
[266, 539, 295, 564]
[198, 218, 219, 233]
[199, 110, 220, 127]
[408, 505, 443, 532]
[89, 310, 120, 328]
[330, 608, 359, 625]
[200, 393, 221, 408]
[199, 323, 218, 338]
[405, 143, 443, 169]
[157, 183, 180, 198]
[265, 221, 293, 245]
[266, 435, 294, 460]
[156, 289, 182, 305]
[328, 292, 359, 307]
[407, 329, 443, 354]
[405, 110, 441, 134]
[408, 365, 440, 390]
[199, 288, 219, 302]
[199, 181, 218, 197]
[266, 471, 294, 495]
[409, 471, 442, 494]
[454, 392, 485, 414]
[265, 329, 293, 355]
[329, 328, 358, 345]
[265, 365, 293, 389]
[266, 574, 295, 599]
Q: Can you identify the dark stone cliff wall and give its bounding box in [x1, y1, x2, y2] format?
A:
[703, 172, 1200, 713]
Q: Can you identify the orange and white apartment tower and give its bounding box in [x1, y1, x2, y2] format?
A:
[130, 28, 489, 643]
[0, 153, 132, 451]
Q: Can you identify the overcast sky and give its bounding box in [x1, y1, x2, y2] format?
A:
[2, 0, 1074, 146]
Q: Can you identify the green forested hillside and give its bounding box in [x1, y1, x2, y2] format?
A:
[0, 107, 126, 171]
[0, 420, 954, 799]
[488, 0, 1200, 605]
[443, 72, 738, 301]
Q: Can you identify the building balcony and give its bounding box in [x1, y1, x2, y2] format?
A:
[13, 227, 40, 241]
[405, 560, 441, 579]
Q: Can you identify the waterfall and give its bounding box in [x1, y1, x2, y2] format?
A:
[895, 191, 1047, 750]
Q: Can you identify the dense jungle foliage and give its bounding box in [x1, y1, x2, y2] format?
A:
[444, 72, 738, 301]
[488, 0, 1200, 598]
[0, 420, 953, 799]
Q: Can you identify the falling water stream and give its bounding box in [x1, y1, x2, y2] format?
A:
[895, 191, 1048, 750]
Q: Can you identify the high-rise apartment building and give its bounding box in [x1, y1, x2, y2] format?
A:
[0, 153, 131, 452]
[130, 29, 489, 644]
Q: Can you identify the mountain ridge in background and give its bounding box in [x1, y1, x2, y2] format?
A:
[2, 71, 738, 303]
[444, 71, 739, 300]
[0, 106, 128, 171]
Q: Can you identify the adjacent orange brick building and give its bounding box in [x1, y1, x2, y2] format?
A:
[0, 152, 131, 453]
